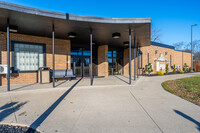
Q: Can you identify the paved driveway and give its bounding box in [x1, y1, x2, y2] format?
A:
[0, 73, 200, 133]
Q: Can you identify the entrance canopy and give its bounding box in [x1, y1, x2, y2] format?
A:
[0, 1, 151, 48]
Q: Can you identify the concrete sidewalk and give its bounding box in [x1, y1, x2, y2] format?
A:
[0, 73, 200, 133]
[0, 75, 138, 93]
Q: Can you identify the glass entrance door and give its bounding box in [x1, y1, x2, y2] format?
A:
[71, 56, 82, 77]
[71, 49, 91, 77]
[83, 57, 90, 76]
[108, 50, 123, 75]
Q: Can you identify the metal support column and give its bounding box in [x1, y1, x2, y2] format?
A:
[90, 29, 93, 85]
[112, 51, 114, 75]
[137, 46, 139, 78]
[129, 28, 132, 85]
[134, 38, 136, 80]
[141, 53, 143, 75]
[191, 25, 193, 72]
[52, 24, 55, 88]
[137, 47, 141, 77]
[7, 18, 10, 91]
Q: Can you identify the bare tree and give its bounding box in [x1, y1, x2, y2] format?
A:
[192, 40, 200, 60]
[173, 41, 186, 50]
[173, 40, 200, 61]
[151, 28, 162, 42]
[185, 49, 191, 52]
[194, 52, 200, 60]
[191, 40, 200, 53]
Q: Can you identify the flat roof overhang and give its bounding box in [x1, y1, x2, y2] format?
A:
[0, 1, 151, 48]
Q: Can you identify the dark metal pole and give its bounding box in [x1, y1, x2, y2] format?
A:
[90, 29, 93, 85]
[7, 18, 10, 91]
[112, 51, 114, 75]
[137, 48, 140, 77]
[191, 24, 197, 72]
[191, 25, 193, 72]
[52, 24, 55, 87]
[134, 38, 136, 80]
[129, 28, 131, 85]
[141, 53, 143, 75]
[137, 47, 139, 78]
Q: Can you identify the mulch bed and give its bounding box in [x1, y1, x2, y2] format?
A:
[0, 124, 40, 133]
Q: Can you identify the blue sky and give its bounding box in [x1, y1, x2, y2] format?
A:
[2, 0, 200, 46]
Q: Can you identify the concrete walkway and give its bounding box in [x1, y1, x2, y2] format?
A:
[0, 73, 200, 133]
[0, 75, 138, 93]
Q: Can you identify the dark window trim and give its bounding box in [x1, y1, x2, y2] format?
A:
[11, 40, 46, 73]
[170, 55, 172, 67]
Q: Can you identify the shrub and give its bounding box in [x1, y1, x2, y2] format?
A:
[173, 64, 176, 74]
[180, 70, 184, 73]
[183, 63, 188, 72]
[166, 64, 169, 74]
[157, 71, 164, 75]
[189, 67, 191, 72]
[194, 68, 196, 72]
[145, 63, 153, 75]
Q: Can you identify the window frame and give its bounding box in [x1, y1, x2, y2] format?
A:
[11, 40, 46, 73]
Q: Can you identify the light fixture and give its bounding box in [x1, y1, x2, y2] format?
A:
[123, 41, 129, 46]
[92, 42, 95, 45]
[9, 25, 18, 32]
[68, 32, 76, 38]
[192, 24, 198, 27]
[112, 32, 120, 39]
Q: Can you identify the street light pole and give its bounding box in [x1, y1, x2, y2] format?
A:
[191, 24, 197, 72]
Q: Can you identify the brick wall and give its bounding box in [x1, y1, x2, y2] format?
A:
[183, 52, 191, 68]
[140, 45, 191, 74]
[0, 32, 71, 86]
[98, 45, 108, 77]
[174, 51, 183, 71]
[123, 48, 136, 76]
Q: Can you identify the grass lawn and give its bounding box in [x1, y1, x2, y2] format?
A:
[162, 76, 200, 106]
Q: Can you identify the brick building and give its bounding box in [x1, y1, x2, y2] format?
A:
[0, 2, 191, 87]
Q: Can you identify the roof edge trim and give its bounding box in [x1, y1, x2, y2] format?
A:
[0, 1, 151, 24]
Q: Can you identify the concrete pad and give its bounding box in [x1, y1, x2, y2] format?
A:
[0, 72, 199, 133]
[0, 93, 17, 124]
[0, 75, 137, 93]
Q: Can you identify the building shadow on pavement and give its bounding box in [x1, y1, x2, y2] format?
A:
[114, 75, 129, 84]
[174, 109, 200, 131]
[0, 101, 27, 122]
[55, 80, 68, 87]
[120, 75, 136, 81]
[11, 83, 37, 91]
[27, 78, 82, 131]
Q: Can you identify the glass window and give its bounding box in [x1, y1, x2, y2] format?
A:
[113, 51, 116, 58]
[74, 58, 81, 67]
[84, 58, 90, 66]
[108, 58, 112, 67]
[108, 51, 112, 58]
[77, 50, 82, 55]
[71, 51, 78, 55]
[83, 50, 91, 56]
[14, 43, 44, 71]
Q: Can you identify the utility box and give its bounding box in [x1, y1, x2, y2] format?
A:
[38, 67, 50, 84]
